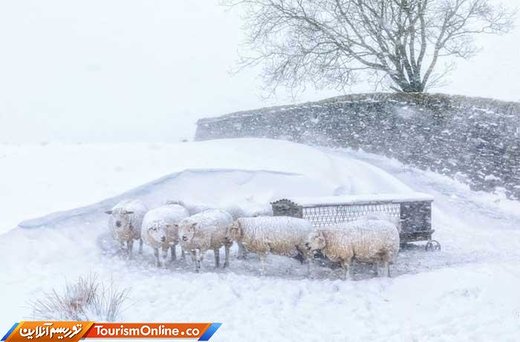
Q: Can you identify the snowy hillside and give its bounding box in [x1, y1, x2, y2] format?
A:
[1, 138, 520, 340]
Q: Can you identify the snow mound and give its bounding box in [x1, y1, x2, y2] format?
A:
[0, 138, 411, 232]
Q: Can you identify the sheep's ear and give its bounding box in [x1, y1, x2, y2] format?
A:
[191, 222, 197, 228]
[105, 210, 113, 215]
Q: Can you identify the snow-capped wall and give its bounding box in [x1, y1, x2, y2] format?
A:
[195, 93, 520, 199]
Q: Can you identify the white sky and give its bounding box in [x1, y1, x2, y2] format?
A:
[0, 0, 518, 143]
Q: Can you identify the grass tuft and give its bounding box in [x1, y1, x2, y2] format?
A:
[30, 274, 129, 321]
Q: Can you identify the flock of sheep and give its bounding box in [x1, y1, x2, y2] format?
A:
[105, 199, 401, 279]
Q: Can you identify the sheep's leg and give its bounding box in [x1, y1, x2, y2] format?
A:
[161, 247, 169, 267]
[138, 239, 143, 254]
[190, 250, 199, 272]
[374, 261, 388, 277]
[259, 254, 267, 276]
[170, 244, 177, 262]
[127, 239, 134, 259]
[383, 261, 390, 277]
[223, 244, 230, 268]
[341, 261, 351, 280]
[190, 250, 197, 263]
[154, 248, 161, 267]
[194, 249, 201, 273]
[213, 248, 220, 268]
[237, 242, 247, 259]
[180, 247, 186, 261]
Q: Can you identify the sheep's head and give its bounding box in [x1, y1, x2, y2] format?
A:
[225, 221, 241, 243]
[167, 223, 179, 233]
[305, 230, 326, 252]
[106, 208, 134, 231]
[163, 223, 179, 244]
[180, 222, 197, 242]
[147, 221, 167, 244]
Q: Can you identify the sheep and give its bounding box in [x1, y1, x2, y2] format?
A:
[105, 199, 147, 258]
[221, 202, 273, 259]
[166, 199, 272, 220]
[359, 212, 402, 233]
[141, 204, 189, 267]
[223, 202, 273, 220]
[165, 200, 212, 216]
[305, 218, 400, 279]
[225, 216, 314, 275]
[178, 209, 234, 272]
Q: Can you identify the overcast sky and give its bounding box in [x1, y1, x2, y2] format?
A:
[0, 0, 518, 143]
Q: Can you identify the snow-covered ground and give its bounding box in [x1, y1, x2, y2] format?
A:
[1, 138, 520, 341]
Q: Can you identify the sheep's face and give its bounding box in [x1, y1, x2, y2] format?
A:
[180, 222, 197, 242]
[106, 208, 134, 231]
[225, 221, 241, 242]
[147, 221, 167, 243]
[168, 223, 179, 234]
[305, 231, 326, 252]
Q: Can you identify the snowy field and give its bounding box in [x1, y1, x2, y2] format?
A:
[1, 138, 520, 341]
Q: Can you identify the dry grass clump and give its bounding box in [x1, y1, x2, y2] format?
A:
[31, 274, 129, 321]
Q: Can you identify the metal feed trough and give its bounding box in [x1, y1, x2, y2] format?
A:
[271, 193, 440, 251]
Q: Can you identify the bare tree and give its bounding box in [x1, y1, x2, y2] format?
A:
[227, 0, 515, 93]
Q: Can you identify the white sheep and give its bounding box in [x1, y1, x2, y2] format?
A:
[105, 199, 147, 258]
[359, 212, 402, 233]
[226, 216, 314, 275]
[305, 218, 400, 279]
[165, 200, 212, 216]
[223, 202, 273, 220]
[221, 202, 273, 259]
[178, 209, 233, 272]
[141, 204, 189, 267]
